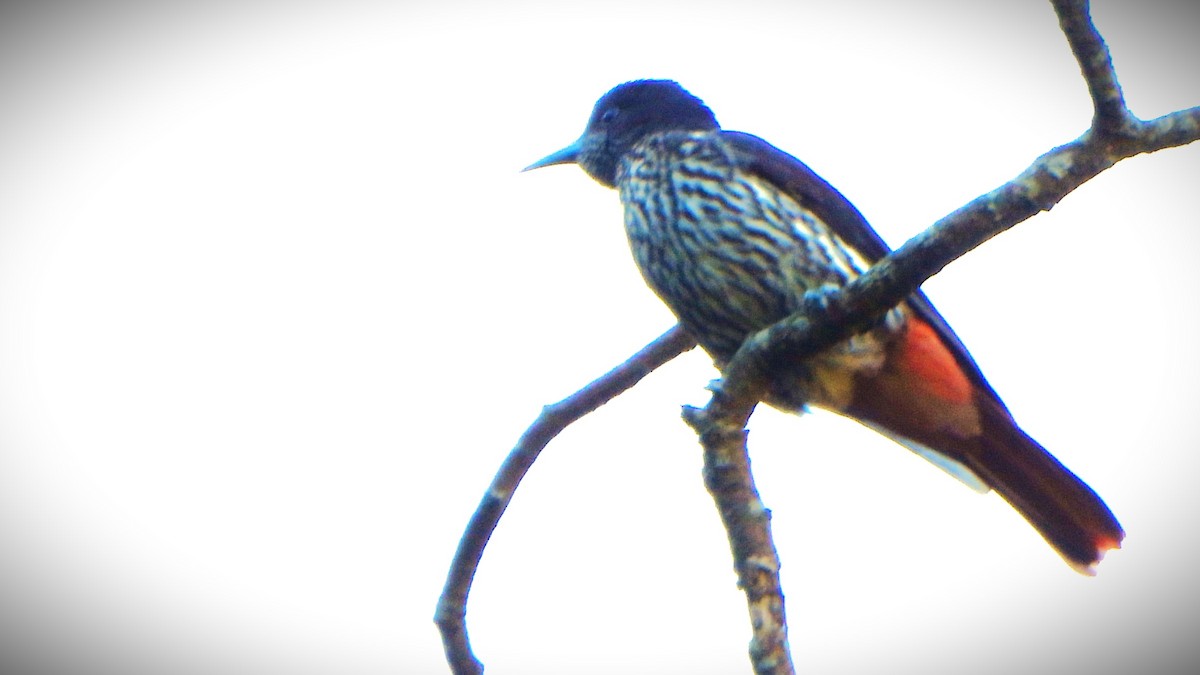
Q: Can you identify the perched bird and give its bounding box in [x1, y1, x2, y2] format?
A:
[524, 79, 1124, 573]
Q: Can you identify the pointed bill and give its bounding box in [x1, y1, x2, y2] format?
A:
[523, 138, 583, 172]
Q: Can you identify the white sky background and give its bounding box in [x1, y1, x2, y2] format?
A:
[1, 1, 1198, 673]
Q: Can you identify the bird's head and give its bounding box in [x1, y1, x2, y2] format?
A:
[524, 79, 719, 187]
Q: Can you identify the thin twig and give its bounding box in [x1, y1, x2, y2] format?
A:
[435, 325, 695, 674]
[1051, 0, 1132, 134]
[685, 2, 1200, 674]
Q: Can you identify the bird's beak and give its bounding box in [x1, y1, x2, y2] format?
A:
[523, 138, 582, 172]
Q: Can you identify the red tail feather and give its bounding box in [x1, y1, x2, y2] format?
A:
[966, 395, 1124, 573]
[843, 318, 1124, 572]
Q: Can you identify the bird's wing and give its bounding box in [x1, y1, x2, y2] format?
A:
[721, 131, 893, 260]
[721, 130, 1005, 407]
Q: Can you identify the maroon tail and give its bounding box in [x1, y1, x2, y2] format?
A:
[965, 395, 1124, 573]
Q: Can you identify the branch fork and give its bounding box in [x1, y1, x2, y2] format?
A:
[437, 2, 1199, 672]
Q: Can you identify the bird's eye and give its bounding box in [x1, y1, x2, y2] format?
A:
[600, 108, 619, 125]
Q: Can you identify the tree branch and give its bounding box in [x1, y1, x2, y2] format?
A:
[682, 404, 793, 674]
[1052, 0, 1132, 133]
[435, 325, 695, 675]
[437, 1, 1198, 673]
[685, 2, 1200, 674]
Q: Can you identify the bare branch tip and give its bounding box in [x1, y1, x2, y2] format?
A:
[1052, 0, 1134, 132]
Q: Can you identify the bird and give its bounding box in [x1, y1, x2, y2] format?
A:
[523, 79, 1123, 573]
